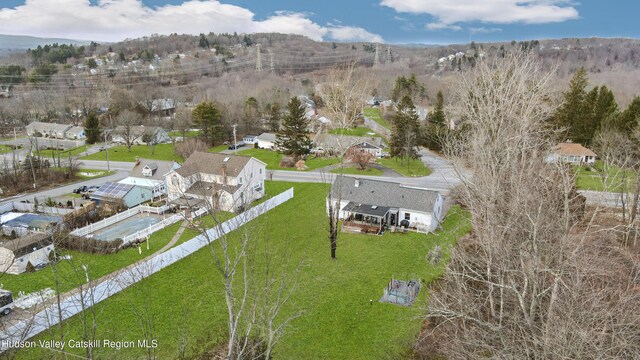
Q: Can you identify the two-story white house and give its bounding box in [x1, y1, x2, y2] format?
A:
[166, 152, 267, 212]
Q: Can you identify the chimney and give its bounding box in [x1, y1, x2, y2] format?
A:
[355, 178, 360, 187]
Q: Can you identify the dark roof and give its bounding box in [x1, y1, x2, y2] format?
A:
[330, 175, 440, 214]
[342, 202, 390, 217]
[2, 214, 63, 230]
[175, 152, 254, 178]
[128, 159, 176, 180]
[1, 233, 51, 252]
[314, 134, 384, 150]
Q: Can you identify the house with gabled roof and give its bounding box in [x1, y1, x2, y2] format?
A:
[327, 176, 444, 234]
[547, 141, 597, 164]
[25, 121, 73, 139]
[166, 152, 266, 212]
[111, 126, 171, 145]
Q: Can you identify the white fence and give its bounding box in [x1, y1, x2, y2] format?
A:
[121, 212, 184, 244]
[70, 207, 140, 237]
[138, 204, 172, 214]
[11, 202, 75, 215]
[0, 187, 294, 349]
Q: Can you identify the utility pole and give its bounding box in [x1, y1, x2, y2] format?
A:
[268, 49, 275, 74]
[27, 136, 36, 188]
[232, 124, 238, 153]
[255, 44, 263, 72]
[374, 44, 380, 66]
[104, 129, 111, 171]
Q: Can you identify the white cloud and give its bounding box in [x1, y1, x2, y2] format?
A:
[381, 0, 579, 29]
[0, 0, 383, 43]
[469, 27, 502, 34]
[426, 22, 462, 31]
[326, 26, 384, 43]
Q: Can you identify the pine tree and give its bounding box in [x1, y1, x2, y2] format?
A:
[192, 101, 223, 146]
[390, 96, 421, 158]
[554, 67, 589, 142]
[424, 91, 447, 151]
[84, 111, 100, 144]
[612, 96, 640, 133]
[276, 97, 311, 159]
[267, 103, 281, 132]
[430, 91, 446, 126]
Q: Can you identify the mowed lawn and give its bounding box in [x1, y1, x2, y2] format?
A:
[238, 148, 341, 171]
[363, 107, 390, 128]
[331, 164, 385, 176]
[329, 127, 382, 137]
[0, 221, 183, 295]
[378, 157, 431, 177]
[38, 145, 89, 158]
[575, 161, 637, 192]
[16, 182, 471, 360]
[80, 143, 182, 162]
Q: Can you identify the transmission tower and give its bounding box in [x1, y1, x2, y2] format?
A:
[268, 49, 275, 73]
[386, 45, 392, 64]
[374, 44, 380, 66]
[255, 44, 263, 72]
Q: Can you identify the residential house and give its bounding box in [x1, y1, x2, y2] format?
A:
[112, 126, 171, 146]
[90, 182, 152, 208]
[166, 152, 266, 212]
[149, 98, 176, 117]
[118, 159, 180, 198]
[242, 135, 258, 145]
[0, 233, 55, 275]
[65, 126, 86, 140]
[547, 142, 597, 164]
[25, 122, 72, 139]
[257, 132, 278, 150]
[314, 134, 385, 156]
[348, 141, 385, 158]
[327, 176, 444, 234]
[1, 213, 63, 238]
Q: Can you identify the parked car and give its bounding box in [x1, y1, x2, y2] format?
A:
[0, 290, 14, 316]
[73, 185, 87, 194]
[228, 141, 246, 150]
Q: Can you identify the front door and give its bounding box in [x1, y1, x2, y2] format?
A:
[390, 213, 396, 226]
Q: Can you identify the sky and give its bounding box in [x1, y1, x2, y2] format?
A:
[0, 0, 638, 44]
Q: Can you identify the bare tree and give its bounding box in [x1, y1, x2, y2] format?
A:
[418, 52, 640, 359]
[115, 110, 143, 152]
[316, 62, 369, 130]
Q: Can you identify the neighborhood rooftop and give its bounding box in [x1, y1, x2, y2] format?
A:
[554, 142, 597, 157]
[331, 175, 441, 214]
[175, 152, 254, 178]
[128, 159, 176, 180]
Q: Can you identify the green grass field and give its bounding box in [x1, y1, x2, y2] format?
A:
[168, 130, 201, 138]
[0, 222, 183, 295]
[0, 145, 12, 154]
[575, 161, 637, 192]
[15, 182, 471, 360]
[238, 148, 341, 171]
[363, 107, 390, 128]
[37, 145, 88, 158]
[329, 127, 382, 137]
[208, 144, 228, 153]
[80, 144, 182, 162]
[378, 157, 431, 177]
[331, 164, 385, 176]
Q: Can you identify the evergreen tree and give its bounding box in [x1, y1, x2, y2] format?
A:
[391, 74, 426, 103]
[267, 103, 281, 132]
[84, 111, 100, 144]
[612, 96, 640, 133]
[390, 95, 421, 159]
[192, 101, 223, 146]
[430, 91, 446, 126]
[554, 67, 589, 142]
[276, 97, 311, 159]
[424, 91, 447, 151]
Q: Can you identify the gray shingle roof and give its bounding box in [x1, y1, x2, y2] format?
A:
[330, 175, 440, 214]
[314, 134, 384, 150]
[128, 159, 176, 180]
[257, 132, 277, 142]
[175, 152, 253, 178]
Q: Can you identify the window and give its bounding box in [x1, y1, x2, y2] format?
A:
[259, 168, 263, 174]
[404, 213, 411, 220]
[238, 177, 243, 185]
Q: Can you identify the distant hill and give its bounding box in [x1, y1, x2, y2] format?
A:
[0, 34, 88, 55]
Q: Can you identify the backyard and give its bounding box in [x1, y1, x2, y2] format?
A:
[363, 107, 390, 128]
[80, 144, 182, 162]
[15, 181, 471, 360]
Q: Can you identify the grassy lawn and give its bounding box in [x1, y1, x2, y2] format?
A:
[575, 161, 637, 192]
[378, 157, 431, 177]
[0, 222, 183, 295]
[75, 169, 115, 180]
[37, 145, 88, 158]
[238, 148, 341, 171]
[208, 144, 228, 153]
[329, 127, 382, 137]
[80, 144, 182, 162]
[331, 164, 385, 176]
[364, 107, 390, 129]
[0, 145, 12, 154]
[16, 181, 471, 360]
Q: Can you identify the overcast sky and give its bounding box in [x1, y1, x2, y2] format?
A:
[0, 1, 638, 44]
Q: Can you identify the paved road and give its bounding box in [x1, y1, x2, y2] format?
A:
[578, 190, 623, 207]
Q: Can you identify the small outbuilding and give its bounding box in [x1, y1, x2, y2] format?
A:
[0, 233, 54, 275]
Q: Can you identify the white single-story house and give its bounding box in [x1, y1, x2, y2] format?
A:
[314, 134, 385, 155]
[25, 122, 73, 139]
[257, 132, 278, 150]
[349, 141, 385, 158]
[118, 159, 180, 198]
[112, 126, 171, 145]
[242, 135, 258, 145]
[91, 182, 153, 208]
[546, 142, 597, 164]
[327, 176, 445, 234]
[65, 126, 86, 140]
[0, 233, 55, 275]
[166, 152, 266, 213]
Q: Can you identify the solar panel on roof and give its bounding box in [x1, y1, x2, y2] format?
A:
[93, 182, 134, 199]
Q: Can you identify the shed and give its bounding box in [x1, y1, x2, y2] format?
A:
[0, 233, 54, 274]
